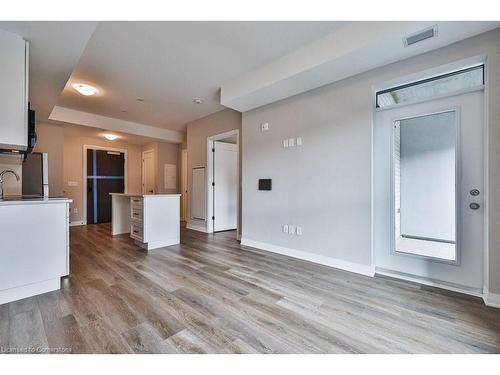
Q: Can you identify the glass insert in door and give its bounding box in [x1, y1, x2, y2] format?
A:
[393, 110, 457, 261]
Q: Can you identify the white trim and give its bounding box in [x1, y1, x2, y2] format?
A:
[376, 267, 483, 298]
[0, 278, 60, 305]
[483, 288, 500, 308]
[206, 129, 240, 237]
[69, 220, 85, 227]
[82, 145, 128, 225]
[240, 238, 375, 277]
[49, 106, 184, 144]
[141, 149, 156, 195]
[186, 221, 208, 233]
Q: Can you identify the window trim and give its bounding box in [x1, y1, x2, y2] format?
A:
[375, 64, 484, 109]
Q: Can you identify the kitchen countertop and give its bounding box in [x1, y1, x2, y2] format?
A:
[0, 196, 72, 206]
[110, 193, 181, 197]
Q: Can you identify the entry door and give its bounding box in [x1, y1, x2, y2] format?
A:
[87, 149, 125, 224]
[374, 90, 484, 292]
[213, 141, 237, 232]
[142, 150, 155, 194]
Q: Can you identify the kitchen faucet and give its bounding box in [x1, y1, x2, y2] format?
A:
[0, 169, 20, 199]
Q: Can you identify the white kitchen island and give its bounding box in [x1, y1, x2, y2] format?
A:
[0, 198, 71, 304]
[110, 193, 180, 250]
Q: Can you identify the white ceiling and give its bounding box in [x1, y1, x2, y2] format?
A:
[56, 21, 343, 132]
[0, 21, 498, 142]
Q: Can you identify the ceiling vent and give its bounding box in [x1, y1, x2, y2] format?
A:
[403, 26, 438, 47]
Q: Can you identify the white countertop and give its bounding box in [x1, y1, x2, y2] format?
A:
[0, 197, 72, 206]
[110, 193, 181, 197]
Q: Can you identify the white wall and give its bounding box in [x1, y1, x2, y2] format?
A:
[241, 28, 500, 291]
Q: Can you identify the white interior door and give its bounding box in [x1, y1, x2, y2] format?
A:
[213, 141, 237, 232]
[142, 150, 155, 195]
[374, 90, 484, 293]
[181, 149, 188, 221]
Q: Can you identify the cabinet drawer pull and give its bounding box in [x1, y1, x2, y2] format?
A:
[133, 230, 139, 234]
[133, 213, 139, 216]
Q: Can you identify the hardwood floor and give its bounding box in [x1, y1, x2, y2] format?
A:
[2, 223, 500, 353]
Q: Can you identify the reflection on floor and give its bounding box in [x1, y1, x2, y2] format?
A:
[1, 224, 499, 353]
[396, 236, 456, 261]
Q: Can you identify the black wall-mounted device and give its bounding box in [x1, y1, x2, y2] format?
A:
[258, 179, 272, 191]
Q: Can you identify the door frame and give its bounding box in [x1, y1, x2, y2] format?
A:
[82, 144, 128, 225]
[371, 55, 488, 297]
[206, 129, 240, 238]
[181, 149, 188, 221]
[141, 149, 156, 194]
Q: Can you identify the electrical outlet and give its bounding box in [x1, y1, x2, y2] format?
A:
[289, 225, 295, 235]
[296, 137, 302, 146]
[283, 224, 289, 234]
[283, 139, 289, 148]
[73, 207, 78, 214]
[288, 138, 295, 147]
[296, 226, 302, 236]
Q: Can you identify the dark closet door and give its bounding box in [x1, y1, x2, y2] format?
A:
[87, 149, 125, 224]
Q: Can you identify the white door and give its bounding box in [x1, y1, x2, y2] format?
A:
[142, 150, 156, 195]
[374, 90, 484, 293]
[213, 141, 237, 232]
[181, 149, 188, 221]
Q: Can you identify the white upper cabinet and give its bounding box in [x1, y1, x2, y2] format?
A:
[0, 29, 28, 151]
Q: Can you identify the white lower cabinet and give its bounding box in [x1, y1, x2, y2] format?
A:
[0, 200, 71, 304]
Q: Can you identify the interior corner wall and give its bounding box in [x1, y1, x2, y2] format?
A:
[186, 109, 242, 231]
[241, 28, 500, 283]
[143, 141, 181, 194]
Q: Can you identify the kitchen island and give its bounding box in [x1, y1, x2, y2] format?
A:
[0, 197, 71, 304]
[110, 193, 180, 250]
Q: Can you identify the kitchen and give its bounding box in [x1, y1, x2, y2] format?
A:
[0, 28, 181, 305]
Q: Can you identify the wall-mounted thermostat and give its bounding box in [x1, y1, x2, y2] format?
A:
[258, 179, 272, 191]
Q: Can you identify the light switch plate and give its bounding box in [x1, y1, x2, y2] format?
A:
[296, 226, 302, 236]
[296, 137, 302, 146]
[261, 122, 269, 131]
[288, 138, 295, 147]
[283, 224, 289, 233]
[289, 225, 295, 235]
[283, 139, 289, 148]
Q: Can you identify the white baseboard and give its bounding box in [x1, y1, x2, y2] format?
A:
[186, 222, 207, 233]
[376, 267, 483, 298]
[0, 278, 61, 305]
[69, 220, 85, 227]
[483, 288, 500, 308]
[240, 238, 375, 277]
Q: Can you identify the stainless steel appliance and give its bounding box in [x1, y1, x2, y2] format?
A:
[22, 152, 48, 197]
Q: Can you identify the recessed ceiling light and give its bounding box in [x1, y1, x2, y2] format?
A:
[73, 83, 98, 96]
[193, 98, 203, 104]
[103, 133, 119, 141]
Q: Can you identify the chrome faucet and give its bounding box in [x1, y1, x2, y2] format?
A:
[0, 169, 21, 199]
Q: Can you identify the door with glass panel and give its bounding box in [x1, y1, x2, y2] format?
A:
[374, 70, 484, 293]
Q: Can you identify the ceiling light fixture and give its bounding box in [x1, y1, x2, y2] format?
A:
[73, 83, 98, 96]
[103, 133, 119, 141]
[193, 98, 203, 104]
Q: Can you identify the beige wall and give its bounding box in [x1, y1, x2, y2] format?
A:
[34, 122, 64, 197]
[62, 129, 143, 224]
[186, 109, 242, 230]
[142, 141, 180, 194]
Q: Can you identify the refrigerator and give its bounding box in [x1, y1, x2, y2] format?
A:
[22, 152, 49, 197]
